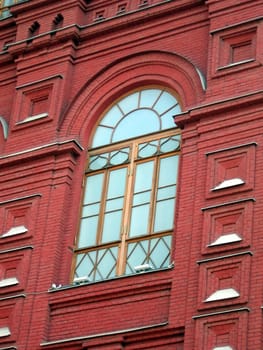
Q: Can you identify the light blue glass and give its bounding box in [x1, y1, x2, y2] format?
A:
[112, 109, 160, 142]
[118, 92, 139, 114]
[96, 247, 118, 280]
[133, 191, 151, 206]
[129, 204, 150, 237]
[149, 236, 171, 267]
[101, 105, 124, 127]
[153, 91, 179, 115]
[77, 250, 96, 280]
[83, 174, 104, 204]
[91, 88, 180, 148]
[3, 0, 13, 6]
[110, 148, 129, 165]
[102, 211, 122, 242]
[161, 104, 181, 129]
[126, 240, 148, 272]
[157, 185, 176, 201]
[158, 156, 178, 187]
[89, 154, 108, 170]
[160, 136, 180, 153]
[154, 198, 174, 232]
[92, 125, 113, 148]
[138, 140, 158, 158]
[82, 203, 100, 217]
[106, 197, 124, 211]
[107, 168, 127, 198]
[134, 161, 154, 193]
[78, 216, 98, 247]
[75, 254, 87, 278]
[139, 89, 162, 108]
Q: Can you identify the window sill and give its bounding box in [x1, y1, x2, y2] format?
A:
[49, 265, 174, 292]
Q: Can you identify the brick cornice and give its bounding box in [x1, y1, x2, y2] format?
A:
[175, 89, 263, 128]
[0, 139, 83, 167]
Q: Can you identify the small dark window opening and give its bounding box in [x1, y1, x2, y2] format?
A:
[28, 21, 40, 38]
[139, 0, 149, 7]
[117, 3, 126, 14]
[52, 13, 64, 31]
[94, 11, 105, 22]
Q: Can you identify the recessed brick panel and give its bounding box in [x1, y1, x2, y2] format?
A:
[198, 253, 251, 309]
[0, 248, 32, 294]
[211, 22, 258, 76]
[0, 195, 40, 244]
[12, 75, 62, 129]
[206, 143, 256, 198]
[195, 310, 248, 350]
[202, 199, 254, 254]
[0, 298, 24, 344]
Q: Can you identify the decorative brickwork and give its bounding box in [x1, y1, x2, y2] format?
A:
[0, 0, 262, 349]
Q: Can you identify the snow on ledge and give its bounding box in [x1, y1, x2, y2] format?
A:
[212, 178, 244, 191]
[209, 233, 242, 246]
[1, 225, 28, 238]
[205, 288, 239, 302]
[0, 277, 19, 288]
[0, 326, 11, 337]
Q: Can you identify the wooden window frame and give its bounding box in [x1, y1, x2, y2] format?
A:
[73, 128, 180, 281]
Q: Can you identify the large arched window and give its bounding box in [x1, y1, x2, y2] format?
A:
[73, 87, 181, 282]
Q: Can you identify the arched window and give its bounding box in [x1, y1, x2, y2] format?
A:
[73, 87, 181, 282]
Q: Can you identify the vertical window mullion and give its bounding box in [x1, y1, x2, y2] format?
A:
[97, 169, 110, 245]
[148, 157, 159, 235]
[117, 143, 137, 275]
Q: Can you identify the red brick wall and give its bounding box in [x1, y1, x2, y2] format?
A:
[0, 0, 262, 349]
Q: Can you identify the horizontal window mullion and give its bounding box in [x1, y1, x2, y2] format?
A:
[126, 232, 172, 244]
[74, 240, 121, 254]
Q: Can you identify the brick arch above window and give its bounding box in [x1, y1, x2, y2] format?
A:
[60, 50, 205, 140]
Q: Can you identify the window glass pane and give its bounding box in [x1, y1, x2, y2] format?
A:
[157, 185, 176, 201]
[101, 105, 123, 127]
[140, 89, 162, 108]
[82, 203, 100, 217]
[95, 247, 118, 280]
[78, 216, 98, 247]
[74, 253, 89, 278]
[134, 161, 154, 193]
[112, 109, 160, 142]
[138, 140, 158, 158]
[109, 148, 130, 165]
[101, 168, 127, 243]
[83, 174, 104, 204]
[154, 91, 179, 115]
[129, 204, 150, 237]
[92, 125, 113, 148]
[133, 191, 151, 206]
[154, 198, 174, 232]
[158, 156, 179, 187]
[118, 92, 139, 114]
[126, 240, 149, 273]
[129, 161, 154, 237]
[102, 211, 122, 242]
[89, 153, 109, 170]
[149, 235, 171, 267]
[161, 104, 181, 129]
[106, 197, 124, 211]
[160, 136, 180, 153]
[4, 0, 14, 6]
[107, 168, 127, 198]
